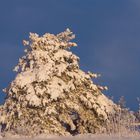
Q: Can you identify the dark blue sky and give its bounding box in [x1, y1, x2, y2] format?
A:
[0, 0, 140, 110]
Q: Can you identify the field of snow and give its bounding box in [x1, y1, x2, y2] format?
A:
[0, 134, 140, 140]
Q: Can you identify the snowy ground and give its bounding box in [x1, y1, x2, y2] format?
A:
[0, 134, 140, 140]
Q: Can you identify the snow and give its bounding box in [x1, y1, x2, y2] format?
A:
[0, 134, 139, 140]
[15, 71, 34, 87]
[26, 93, 41, 107]
[95, 94, 116, 119]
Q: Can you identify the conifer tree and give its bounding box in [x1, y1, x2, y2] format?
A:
[0, 29, 116, 136]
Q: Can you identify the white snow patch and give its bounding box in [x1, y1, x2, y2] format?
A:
[26, 93, 41, 107]
[15, 71, 36, 87]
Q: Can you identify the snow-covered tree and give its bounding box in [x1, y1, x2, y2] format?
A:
[0, 29, 116, 136]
